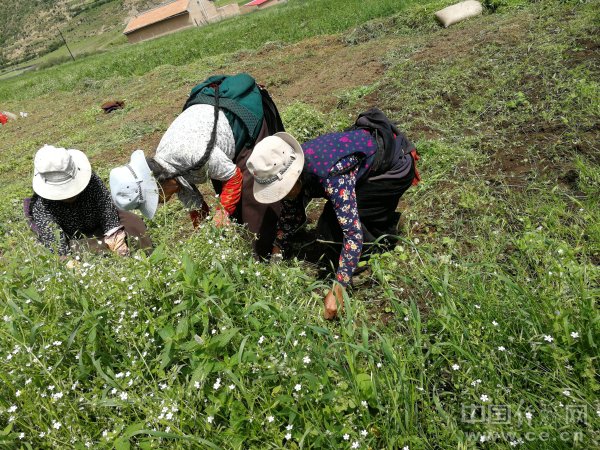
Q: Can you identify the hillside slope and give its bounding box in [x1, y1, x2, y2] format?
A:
[0, 0, 163, 67]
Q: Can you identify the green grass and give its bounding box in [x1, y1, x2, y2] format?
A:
[0, 0, 598, 448]
[0, 0, 431, 101]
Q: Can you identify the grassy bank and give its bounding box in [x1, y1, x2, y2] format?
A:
[0, 0, 428, 101]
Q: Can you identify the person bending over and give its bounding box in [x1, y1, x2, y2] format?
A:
[110, 74, 285, 259]
[25, 145, 151, 261]
[246, 121, 419, 319]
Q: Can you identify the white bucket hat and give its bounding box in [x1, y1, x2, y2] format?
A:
[247, 132, 304, 204]
[32, 145, 92, 200]
[109, 150, 159, 219]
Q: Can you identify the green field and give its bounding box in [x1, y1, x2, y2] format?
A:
[0, 0, 598, 448]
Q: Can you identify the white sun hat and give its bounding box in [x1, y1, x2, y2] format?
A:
[246, 132, 304, 204]
[109, 150, 159, 219]
[32, 145, 92, 200]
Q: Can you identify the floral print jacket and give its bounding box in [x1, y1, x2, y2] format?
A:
[276, 155, 363, 287]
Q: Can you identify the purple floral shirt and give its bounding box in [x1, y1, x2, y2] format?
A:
[276, 155, 363, 286]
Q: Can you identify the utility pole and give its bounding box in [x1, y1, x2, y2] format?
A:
[57, 27, 75, 62]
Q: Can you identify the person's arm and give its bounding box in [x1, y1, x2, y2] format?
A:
[91, 174, 128, 256]
[176, 179, 205, 210]
[323, 169, 363, 287]
[320, 169, 363, 319]
[218, 167, 242, 216]
[30, 201, 70, 256]
[208, 147, 241, 224]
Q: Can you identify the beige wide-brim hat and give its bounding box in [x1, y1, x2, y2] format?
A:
[32, 145, 92, 200]
[109, 150, 159, 219]
[247, 132, 304, 204]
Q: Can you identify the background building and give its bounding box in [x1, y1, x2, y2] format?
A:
[124, 0, 240, 44]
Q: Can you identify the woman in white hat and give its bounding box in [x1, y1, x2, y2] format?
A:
[246, 117, 420, 319]
[110, 97, 284, 259]
[110, 107, 241, 229]
[25, 145, 152, 258]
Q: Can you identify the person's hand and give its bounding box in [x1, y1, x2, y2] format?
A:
[105, 229, 129, 257]
[271, 245, 283, 264]
[190, 201, 210, 228]
[66, 259, 81, 270]
[213, 208, 230, 228]
[323, 283, 345, 320]
[190, 209, 207, 228]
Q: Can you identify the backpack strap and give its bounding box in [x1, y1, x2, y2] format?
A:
[176, 84, 220, 179]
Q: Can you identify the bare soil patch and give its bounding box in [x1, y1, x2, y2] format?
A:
[231, 35, 390, 109]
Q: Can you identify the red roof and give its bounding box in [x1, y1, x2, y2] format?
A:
[244, 0, 271, 6]
[124, 0, 190, 35]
